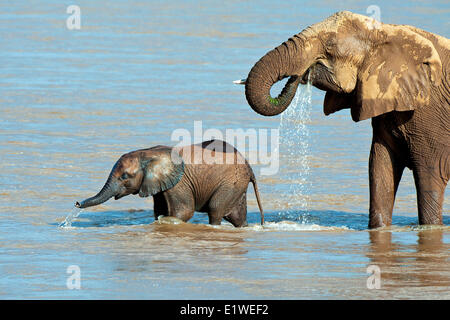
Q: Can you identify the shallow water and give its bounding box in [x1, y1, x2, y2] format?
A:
[0, 0, 449, 299]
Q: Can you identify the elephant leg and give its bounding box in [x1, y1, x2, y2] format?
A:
[207, 186, 245, 226]
[413, 168, 445, 225]
[153, 193, 168, 219]
[223, 193, 248, 227]
[172, 208, 195, 222]
[163, 189, 195, 222]
[368, 140, 405, 229]
[208, 212, 223, 225]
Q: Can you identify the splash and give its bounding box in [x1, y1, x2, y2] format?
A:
[157, 215, 185, 225]
[59, 207, 83, 228]
[275, 75, 312, 216]
[248, 221, 351, 232]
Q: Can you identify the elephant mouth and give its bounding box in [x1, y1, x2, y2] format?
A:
[114, 194, 125, 200]
[300, 70, 310, 84]
[301, 63, 319, 84]
[302, 63, 343, 93]
[114, 187, 140, 200]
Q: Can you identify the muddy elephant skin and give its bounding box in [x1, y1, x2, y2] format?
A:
[76, 140, 264, 227]
[242, 11, 449, 228]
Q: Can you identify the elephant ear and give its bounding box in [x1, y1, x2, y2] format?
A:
[350, 25, 442, 122]
[139, 146, 185, 198]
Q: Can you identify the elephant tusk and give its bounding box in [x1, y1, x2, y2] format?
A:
[233, 79, 246, 85]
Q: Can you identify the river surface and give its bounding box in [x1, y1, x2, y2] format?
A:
[0, 0, 449, 299]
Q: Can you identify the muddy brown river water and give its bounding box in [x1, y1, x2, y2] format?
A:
[0, 0, 448, 299]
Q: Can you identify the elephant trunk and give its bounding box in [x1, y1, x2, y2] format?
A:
[245, 36, 304, 116]
[245, 26, 321, 116]
[75, 176, 119, 209]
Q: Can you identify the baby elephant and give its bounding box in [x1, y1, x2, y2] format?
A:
[75, 140, 264, 227]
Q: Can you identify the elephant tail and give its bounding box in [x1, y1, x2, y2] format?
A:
[250, 172, 264, 225]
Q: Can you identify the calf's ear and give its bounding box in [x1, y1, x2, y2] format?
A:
[138, 147, 185, 198]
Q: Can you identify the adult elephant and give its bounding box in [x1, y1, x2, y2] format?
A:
[240, 11, 449, 228]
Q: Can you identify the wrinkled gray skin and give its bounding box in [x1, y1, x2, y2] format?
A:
[76, 140, 264, 227]
[241, 11, 449, 228]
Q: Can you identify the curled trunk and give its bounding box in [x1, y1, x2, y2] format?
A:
[245, 36, 304, 116]
[244, 25, 322, 117]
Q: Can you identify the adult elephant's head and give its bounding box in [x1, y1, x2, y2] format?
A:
[243, 11, 442, 121]
[75, 146, 184, 209]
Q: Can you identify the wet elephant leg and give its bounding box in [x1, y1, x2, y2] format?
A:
[153, 192, 168, 219]
[163, 188, 195, 222]
[207, 186, 246, 226]
[172, 208, 195, 222]
[368, 139, 405, 229]
[208, 212, 223, 225]
[223, 192, 248, 227]
[413, 168, 445, 225]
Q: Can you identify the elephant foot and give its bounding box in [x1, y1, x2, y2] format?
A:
[368, 210, 391, 229]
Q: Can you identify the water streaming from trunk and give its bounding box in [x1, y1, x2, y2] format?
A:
[275, 75, 312, 219]
[59, 208, 83, 228]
